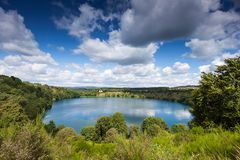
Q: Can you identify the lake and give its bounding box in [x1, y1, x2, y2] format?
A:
[43, 97, 192, 132]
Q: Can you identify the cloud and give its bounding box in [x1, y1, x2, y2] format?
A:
[193, 10, 240, 40]
[73, 31, 159, 65]
[119, 0, 240, 61]
[0, 7, 56, 65]
[54, 3, 116, 39]
[106, 0, 130, 14]
[120, 0, 210, 46]
[185, 38, 238, 59]
[162, 62, 190, 75]
[186, 9, 240, 59]
[56, 46, 65, 52]
[0, 55, 199, 87]
[198, 52, 240, 73]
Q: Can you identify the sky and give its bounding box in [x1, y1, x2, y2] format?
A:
[0, 0, 239, 87]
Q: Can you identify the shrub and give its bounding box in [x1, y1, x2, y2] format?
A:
[190, 126, 205, 135]
[95, 116, 113, 141]
[55, 127, 78, 143]
[105, 128, 118, 143]
[80, 126, 96, 141]
[173, 132, 193, 145]
[44, 120, 59, 136]
[141, 117, 168, 133]
[171, 124, 188, 133]
[112, 135, 157, 160]
[129, 125, 140, 138]
[146, 124, 161, 137]
[112, 112, 128, 136]
[0, 126, 51, 160]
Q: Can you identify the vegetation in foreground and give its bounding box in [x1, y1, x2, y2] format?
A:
[0, 56, 239, 160]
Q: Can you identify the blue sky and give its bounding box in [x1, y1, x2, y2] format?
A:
[0, 0, 239, 87]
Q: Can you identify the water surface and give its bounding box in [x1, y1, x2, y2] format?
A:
[44, 97, 192, 132]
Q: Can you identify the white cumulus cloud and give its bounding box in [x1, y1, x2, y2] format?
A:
[0, 7, 56, 65]
[162, 62, 190, 75]
[73, 31, 159, 65]
[198, 52, 240, 73]
[54, 3, 116, 39]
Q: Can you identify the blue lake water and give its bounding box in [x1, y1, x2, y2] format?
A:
[43, 97, 192, 132]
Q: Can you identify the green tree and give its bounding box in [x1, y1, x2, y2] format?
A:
[112, 112, 128, 136]
[141, 117, 168, 133]
[191, 56, 240, 129]
[146, 124, 161, 137]
[95, 116, 113, 140]
[80, 126, 96, 141]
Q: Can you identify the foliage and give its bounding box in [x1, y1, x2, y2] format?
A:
[142, 117, 168, 133]
[0, 124, 52, 160]
[145, 124, 160, 137]
[1, 69, 240, 160]
[191, 56, 240, 129]
[112, 112, 128, 136]
[80, 126, 96, 141]
[0, 75, 81, 128]
[129, 125, 140, 138]
[94, 113, 128, 141]
[44, 120, 59, 136]
[105, 128, 119, 143]
[112, 135, 158, 160]
[55, 127, 78, 143]
[171, 124, 189, 133]
[73, 86, 195, 105]
[95, 116, 113, 141]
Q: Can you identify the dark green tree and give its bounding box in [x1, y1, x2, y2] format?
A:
[44, 120, 58, 136]
[80, 126, 96, 141]
[112, 112, 128, 136]
[191, 56, 240, 129]
[141, 117, 168, 132]
[95, 116, 113, 140]
[146, 124, 161, 137]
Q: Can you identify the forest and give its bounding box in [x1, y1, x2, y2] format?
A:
[73, 86, 195, 105]
[0, 56, 239, 160]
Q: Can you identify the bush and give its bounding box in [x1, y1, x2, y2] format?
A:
[173, 132, 193, 145]
[55, 127, 78, 143]
[146, 124, 161, 137]
[105, 128, 118, 143]
[112, 135, 157, 160]
[80, 126, 96, 141]
[129, 125, 140, 138]
[141, 117, 168, 133]
[171, 124, 188, 133]
[0, 126, 51, 160]
[112, 112, 128, 136]
[44, 120, 59, 136]
[95, 116, 113, 141]
[190, 126, 205, 135]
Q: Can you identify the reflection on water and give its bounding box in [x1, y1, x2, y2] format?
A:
[43, 97, 192, 132]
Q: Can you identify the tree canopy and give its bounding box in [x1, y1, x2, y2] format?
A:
[191, 56, 240, 129]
